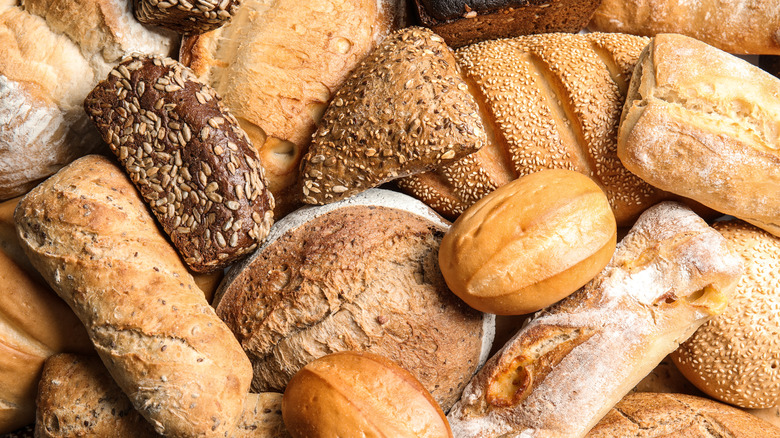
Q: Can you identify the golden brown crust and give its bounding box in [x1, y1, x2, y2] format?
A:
[618, 33, 780, 237]
[14, 155, 252, 438]
[589, 0, 780, 55]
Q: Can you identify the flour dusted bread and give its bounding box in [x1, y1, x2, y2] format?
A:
[619, 33, 780, 237]
[589, 0, 780, 55]
[180, 0, 404, 216]
[447, 202, 743, 438]
[15, 155, 252, 438]
[215, 189, 494, 412]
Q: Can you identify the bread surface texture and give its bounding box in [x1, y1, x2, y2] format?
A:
[134, 0, 240, 34]
[215, 189, 494, 412]
[619, 33, 780, 237]
[447, 202, 743, 438]
[589, 0, 780, 55]
[14, 155, 253, 438]
[398, 32, 665, 226]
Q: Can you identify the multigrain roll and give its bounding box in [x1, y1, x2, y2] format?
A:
[672, 220, 780, 409]
[398, 32, 667, 227]
[15, 155, 253, 438]
[133, 0, 240, 34]
[85, 55, 274, 273]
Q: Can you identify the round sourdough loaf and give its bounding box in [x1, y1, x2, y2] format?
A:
[214, 189, 495, 412]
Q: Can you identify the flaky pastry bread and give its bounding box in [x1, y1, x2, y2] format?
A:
[447, 202, 743, 438]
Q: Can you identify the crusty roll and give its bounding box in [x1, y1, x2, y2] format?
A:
[300, 27, 486, 206]
[586, 392, 780, 437]
[15, 155, 253, 438]
[439, 169, 616, 315]
[282, 351, 452, 438]
[447, 202, 744, 438]
[672, 220, 780, 409]
[399, 32, 667, 227]
[180, 0, 404, 216]
[85, 55, 274, 273]
[215, 188, 494, 412]
[36, 353, 290, 438]
[618, 33, 780, 237]
[589, 0, 780, 55]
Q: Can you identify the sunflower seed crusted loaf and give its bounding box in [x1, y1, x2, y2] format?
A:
[133, 0, 241, 34]
[85, 55, 274, 273]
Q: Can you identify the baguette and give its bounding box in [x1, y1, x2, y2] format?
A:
[14, 155, 252, 438]
[447, 202, 743, 437]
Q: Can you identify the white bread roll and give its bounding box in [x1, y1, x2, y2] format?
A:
[15, 155, 252, 438]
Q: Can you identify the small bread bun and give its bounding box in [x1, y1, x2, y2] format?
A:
[282, 351, 452, 438]
[587, 392, 780, 437]
[672, 220, 780, 409]
[438, 169, 616, 315]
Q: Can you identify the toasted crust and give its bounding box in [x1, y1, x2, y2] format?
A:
[618, 33, 780, 237]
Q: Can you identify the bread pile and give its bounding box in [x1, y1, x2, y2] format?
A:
[2, 0, 780, 436]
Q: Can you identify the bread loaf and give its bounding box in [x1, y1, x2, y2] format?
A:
[36, 353, 290, 438]
[215, 188, 494, 412]
[589, 0, 780, 55]
[179, 0, 404, 216]
[15, 155, 253, 438]
[618, 33, 780, 237]
[300, 27, 487, 206]
[586, 392, 780, 437]
[414, 0, 603, 48]
[134, 0, 240, 34]
[398, 32, 667, 227]
[85, 55, 274, 273]
[447, 202, 743, 438]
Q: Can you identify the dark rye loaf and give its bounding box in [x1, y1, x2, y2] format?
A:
[133, 0, 241, 34]
[85, 55, 274, 273]
[214, 189, 495, 412]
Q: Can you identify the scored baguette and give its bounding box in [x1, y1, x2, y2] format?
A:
[447, 202, 744, 438]
[14, 155, 252, 438]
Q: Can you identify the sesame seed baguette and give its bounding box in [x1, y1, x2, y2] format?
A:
[447, 202, 744, 438]
[84, 55, 274, 273]
[14, 155, 253, 438]
[35, 353, 290, 438]
[134, 0, 241, 34]
[398, 32, 668, 227]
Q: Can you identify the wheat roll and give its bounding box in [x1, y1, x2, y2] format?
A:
[14, 155, 252, 438]
[439, 169, 616, 315]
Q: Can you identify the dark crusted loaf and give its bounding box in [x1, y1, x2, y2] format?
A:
[85, 55, 274, 273]
[133, 0, 241, 34]
[414, 0, 603, 47]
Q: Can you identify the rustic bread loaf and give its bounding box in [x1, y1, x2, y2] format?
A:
[36, 353, 290, 438]
[586, 392, 780, 437]
[589, 0, 780, 55]
[15, 155, 253, 438]
[85, 55, 274, 273]
[414, 0, 603, 48]
[672, 220, 780, 409]
[300, 27, 486, 206]
[618, 33, 780, 237]
[215, 188, 494, 412]
[134, 0, 240, 34]
[0, 0, 177, 201]
[447, 202, 744, 438]
[179, 0, 404, 217]
[398, 32, 667, 227]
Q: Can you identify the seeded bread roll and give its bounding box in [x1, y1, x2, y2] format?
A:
[589, 0, 780, 55]
[618, 33, 780, 237]
[415, 0, 603, 48]
[215, 189, 495, 412]
[447, 202, 744, 438]
[398, 32, 666, 227]
[134, 0, 240, 34]
[14, 155, 253, 438]
[85, 55, 274, 273]
[300, 27, 487, 205]
[36, 353, 290, 438]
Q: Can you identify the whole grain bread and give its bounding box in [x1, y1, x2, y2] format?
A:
[85, 55, 274, 273]
[133, 0, 241, 34]
[14, 155, 253, 438]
